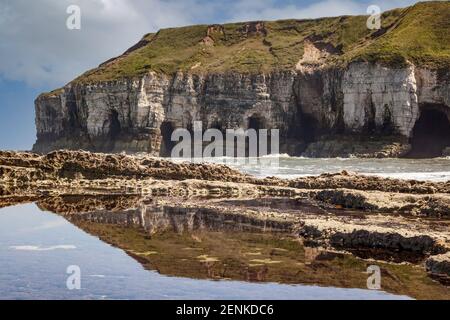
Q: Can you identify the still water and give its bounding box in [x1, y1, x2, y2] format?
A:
[0, 203, 411, 300]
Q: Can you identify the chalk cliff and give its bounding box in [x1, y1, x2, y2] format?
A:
[33, 1, 450, 157]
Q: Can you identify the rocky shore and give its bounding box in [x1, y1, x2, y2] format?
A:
[1, 150, 449, 284]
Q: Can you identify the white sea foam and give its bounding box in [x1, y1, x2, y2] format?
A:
[260, 153, 292, 158]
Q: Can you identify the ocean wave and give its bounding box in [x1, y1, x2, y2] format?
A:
[260, 153, 292, 158]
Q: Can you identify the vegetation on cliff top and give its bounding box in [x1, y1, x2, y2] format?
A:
[63, 1, 449, 86]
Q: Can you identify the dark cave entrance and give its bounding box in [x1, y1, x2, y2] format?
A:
[248, 115, 268, 155]
[210, 120, 224, 133]
[160, 121, 176, 157]
[108, 110, 121, 139]
[407, 106, 450, 158]
[299, 113, 318, 143]
[248, 115, 266, 132]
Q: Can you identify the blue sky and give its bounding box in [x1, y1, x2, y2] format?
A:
[0, 0, 426, 150]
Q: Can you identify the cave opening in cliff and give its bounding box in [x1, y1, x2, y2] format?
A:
[248, 115, 267, 132]
[299, 113, 318, 143]
[108, 110, 121, 139]
[408, 106, 450, 158]
[160, 122, 176, 157]
[248, 115, 268, 155]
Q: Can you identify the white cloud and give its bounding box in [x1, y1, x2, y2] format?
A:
[227, 0, 430, 21]
[0, 0, 426, 88]
[0, 0, 202, 87]
[228, 0, 362, 21]
[10, 245, 77, 251]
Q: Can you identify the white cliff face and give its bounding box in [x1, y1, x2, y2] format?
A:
[34, 62, 450, 157]
[34, 71, 298, 154]
[35, 94, 65, 138]
[137, 73, 168, 129]
[342, 62, 419, 137]
[415, 68, 450, 113]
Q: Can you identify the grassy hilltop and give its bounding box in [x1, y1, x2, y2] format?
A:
[71, 1, 449, 84]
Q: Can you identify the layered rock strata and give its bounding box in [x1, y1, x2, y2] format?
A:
[33, 64, 450, 157]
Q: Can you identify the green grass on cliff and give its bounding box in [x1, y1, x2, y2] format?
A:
[347, 1, 450, 68]
[68, 1, 449, 86]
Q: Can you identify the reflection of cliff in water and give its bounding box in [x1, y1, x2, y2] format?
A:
[37, 195, 294, 235]
[33, 195, 450, 300]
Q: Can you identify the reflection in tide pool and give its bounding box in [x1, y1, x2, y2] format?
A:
[0, 204, 410, 300]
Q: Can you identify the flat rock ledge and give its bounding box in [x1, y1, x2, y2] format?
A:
[426, 253, 450, 279]
[1, 150, 449, 217]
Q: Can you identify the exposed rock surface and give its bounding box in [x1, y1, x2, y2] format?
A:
[302, 136, 411, 158]
[0, 150, 252, 183]
[33, 63, 450, 157]
[426, 252, 450, 278]
[2, 151, 449, 216]
[288, 171, 450, 194]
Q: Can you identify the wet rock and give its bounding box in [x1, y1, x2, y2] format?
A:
[330, 231, 440, 254]
[298, 222, 449, 258]
[312, 188, 450, 217]
[314, 189, 376, 211]
[290, 171, 449, 194]
[0, 150, 254, 183]
[443, 147, 450, 157]
[302, 136, 411, 158]
[426, 252, 450, 277]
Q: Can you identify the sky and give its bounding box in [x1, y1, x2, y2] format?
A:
[0, 0, 429, 150]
